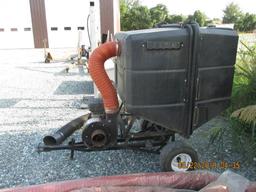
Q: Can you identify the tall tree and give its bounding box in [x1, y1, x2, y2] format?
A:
[150, 4, 169, 26]
[212, 18, 222, 24]
[121, 3, 152, 30]
[223, 3, 243, 24]
[120, 0, 141, 31]
[120, 0, 152, 31]
[186, 10, 207, 26]
[238, 13, 256, 32]
[165, 14, 186, 24]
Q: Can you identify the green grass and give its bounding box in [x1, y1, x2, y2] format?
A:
[230, 118, 256, 162]
[209, 41, 256, 161]
[230, 41, 256, 111]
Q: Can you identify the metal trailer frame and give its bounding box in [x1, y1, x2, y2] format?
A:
[38, 23, 238, 172]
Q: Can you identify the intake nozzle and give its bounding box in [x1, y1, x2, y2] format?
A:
[43, 114, 90, 145]
[88, 41, 119, 114]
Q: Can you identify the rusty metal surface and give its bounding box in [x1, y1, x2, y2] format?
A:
[100, 0, 120, 36]
[29, 0, 49, 48]
[100, 0, 114, 35]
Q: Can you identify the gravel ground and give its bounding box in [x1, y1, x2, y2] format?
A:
[0, 49, 255, 189]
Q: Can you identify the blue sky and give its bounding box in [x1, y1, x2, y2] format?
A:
[140, 0, 256, 19]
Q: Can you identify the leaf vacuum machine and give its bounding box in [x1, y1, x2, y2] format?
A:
[38, 23, 238, 172]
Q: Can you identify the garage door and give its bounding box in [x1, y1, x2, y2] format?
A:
[0, 0, 34, 49]
[45, 0, 100, 48]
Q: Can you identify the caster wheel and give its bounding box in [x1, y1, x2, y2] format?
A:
[160, 141, 198, 172]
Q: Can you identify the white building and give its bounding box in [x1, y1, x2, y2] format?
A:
[0, 0, 120, 49]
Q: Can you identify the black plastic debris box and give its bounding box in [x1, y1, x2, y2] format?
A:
[115, 23, 238, 137]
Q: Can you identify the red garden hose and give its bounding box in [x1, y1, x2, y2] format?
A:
[1, 172, 256, 192]
[0, 172, 219, 192]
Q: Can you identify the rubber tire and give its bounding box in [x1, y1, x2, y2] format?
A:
[160, 141, 198, 172]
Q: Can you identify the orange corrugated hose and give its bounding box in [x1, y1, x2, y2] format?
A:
[88, 41, 119, 114]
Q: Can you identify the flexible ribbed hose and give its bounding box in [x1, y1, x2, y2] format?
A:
[88, 41, 119, 113]
[0, 172, 221, 192]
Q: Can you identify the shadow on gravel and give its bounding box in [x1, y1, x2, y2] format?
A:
[54, 81, 93, 95]
[0, 99, 21, 108]
[54, 69, 78, 76]
[17, 66, 54, 74]
[0, 130, 159, 189]
[54, 66, 87, 77]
